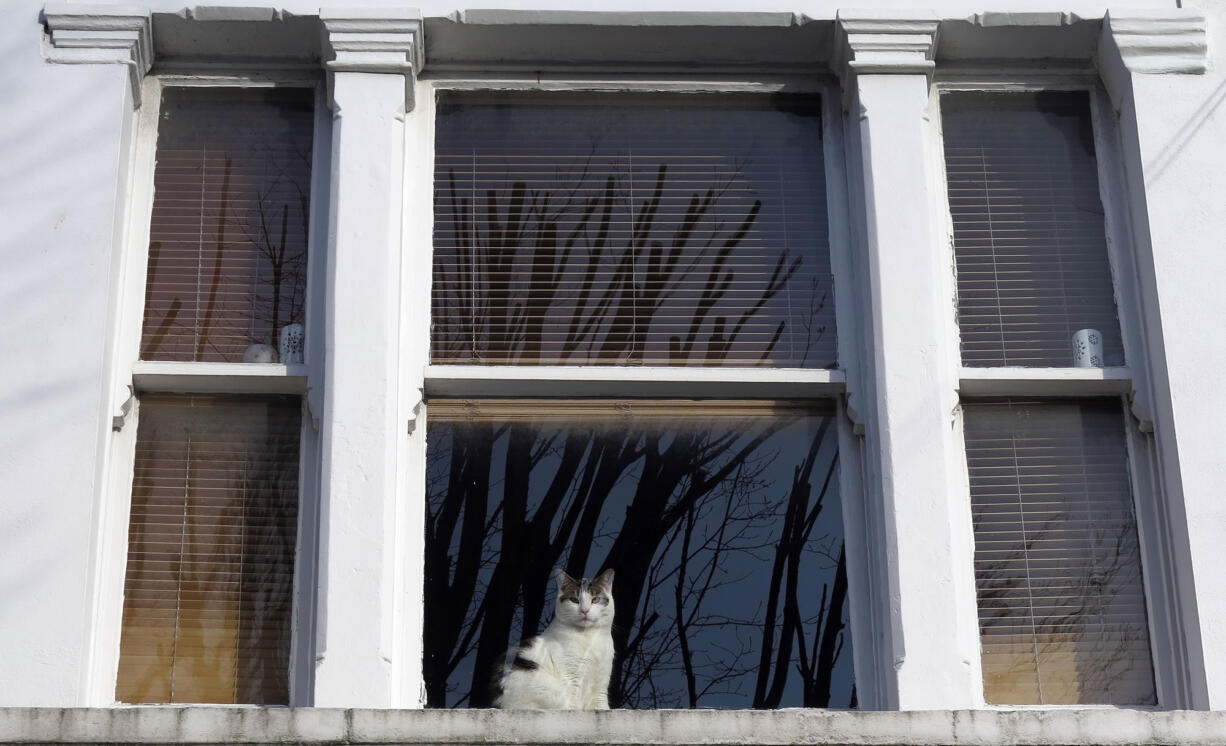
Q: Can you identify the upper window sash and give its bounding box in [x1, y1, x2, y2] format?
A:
[938, 89, 1124, 370]
[429, 91, 838, 370]
[139, 85, 316, 367]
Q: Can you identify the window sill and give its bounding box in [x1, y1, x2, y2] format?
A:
[4, 707, 1220, 745]
[132, 361, 310, 394]
[959, 366, 1131, 397]
[424, 365, 845, 399]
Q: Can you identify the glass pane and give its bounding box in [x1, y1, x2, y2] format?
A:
[424, 400, 853, 709]
[942, 92, 1124, 368]
[141, 88, 314, 363]
[117, 394, 301, 704]
[964, 399, 1155, 705]
[432, 93, 835, 368]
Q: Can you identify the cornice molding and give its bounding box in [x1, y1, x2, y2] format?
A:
[1102, 9, 1207, 75]
[321, 8, 424, 112]
[42, 4, 153, 108]
[834, 10, 940, 87]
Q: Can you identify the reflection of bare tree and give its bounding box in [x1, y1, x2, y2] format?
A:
[244, 145, 311, 352]
[752, 419, 848, 708]
[974, 494, 1153, 704]
[424, 409, 852, 709]
[427, 104, 841, 708]
[142, 139, 311, 362]
[433, 155, 825, 367]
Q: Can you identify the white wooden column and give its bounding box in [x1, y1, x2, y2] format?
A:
[1098, 10, 1216, 710]
[835, 11, 980, 710]
[315, 9, 423, 707]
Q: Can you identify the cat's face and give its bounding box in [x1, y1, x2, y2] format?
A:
[554, 568, 615, 629]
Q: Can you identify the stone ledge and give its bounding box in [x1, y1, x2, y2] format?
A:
[2, 708, 1226, 746]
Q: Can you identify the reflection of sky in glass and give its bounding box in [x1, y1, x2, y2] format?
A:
[424, 402, 854, 709]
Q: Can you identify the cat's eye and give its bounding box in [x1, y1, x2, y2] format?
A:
[593, 596, 608, 605]
[562, 596, 579, 604]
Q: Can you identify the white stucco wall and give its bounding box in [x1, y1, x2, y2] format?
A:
[3, 0, 1225, 716]
[0, 1, 138, 705]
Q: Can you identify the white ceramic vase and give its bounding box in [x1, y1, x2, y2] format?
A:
[279, 323, 305, 364]
[1072, 328, 1103, 368]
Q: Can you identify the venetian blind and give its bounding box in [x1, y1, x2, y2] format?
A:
[432, 93, 836, 368]
[141, 88, 314, 363]
[963, 400, 1154, 705]
[116, 394, 301, 704]
[942, 92, 1124, 367]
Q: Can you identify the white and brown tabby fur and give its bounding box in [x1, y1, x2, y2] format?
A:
[493, 568, 615, 710]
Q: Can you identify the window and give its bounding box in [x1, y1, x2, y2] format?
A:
[940, 89, 1157, 705]
[117, 83, 317, 704]
[423, 92, 853, 709]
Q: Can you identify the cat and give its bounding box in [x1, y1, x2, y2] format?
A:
[493, 568, 615, 710]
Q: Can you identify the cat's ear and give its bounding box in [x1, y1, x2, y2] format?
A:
[554, 568, 575, 590]
[594, 568, 615, 590]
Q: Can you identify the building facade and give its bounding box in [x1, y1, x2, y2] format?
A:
[1, 0, 1225, 734]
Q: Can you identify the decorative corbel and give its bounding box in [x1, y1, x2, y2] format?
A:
[321, 8, 424, 113]
[1098, 10, 1207, 110]
[833, 10, 940, 108]
[1103, 10, 1207, 75]
[407, 387, 425, 436]
[844, 392, 865, 436]
[112, 384, 135, 431]
[43, 4, 153, 108]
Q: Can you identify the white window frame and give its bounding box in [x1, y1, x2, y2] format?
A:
[404, 70, 881, 709]
[89, 71, 330, 707]
[928, 70, 1194, 709]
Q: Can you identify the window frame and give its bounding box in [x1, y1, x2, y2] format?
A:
[407, 71, 878, 709]
[91, 71, 330, 706]
[929, 71, 1192, 709]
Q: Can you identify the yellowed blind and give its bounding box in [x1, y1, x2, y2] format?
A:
[117, 394, 301, 704]
[964, 399, 1154, 705]
[141, 88, 314, 363]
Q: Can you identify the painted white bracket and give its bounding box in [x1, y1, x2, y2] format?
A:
[111, 384, 134, 431]
[42, 4, 153, 108]
[834, 9, 940, 101]
[406, 387, 424, 435]
[1102, 10, 1208, 76]
[321, 8, 424, 112]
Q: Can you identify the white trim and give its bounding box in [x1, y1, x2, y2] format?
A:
[958, 366, 1133, 397]
[423, 72, 824, 91]
[396, 75, 438, 707]
[1124, 408, 1192, 711]
[424, 365, 845, 399]
[82, 72, 162, 706]
[132, 361, 311, 394]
